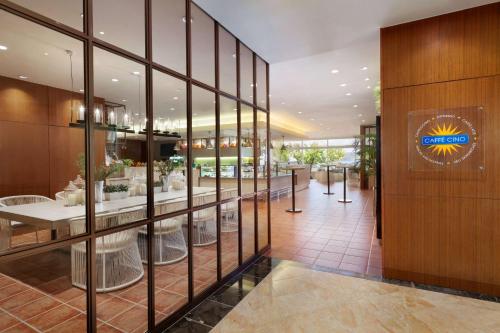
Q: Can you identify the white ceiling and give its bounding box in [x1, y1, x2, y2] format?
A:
[195, 0, 497, 138]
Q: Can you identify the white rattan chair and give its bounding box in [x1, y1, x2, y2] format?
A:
[221, 189, 238, 233]
[70, 207, 144, 292]
[138, 217, 187, 265]
[0, 195, 53, 249]
[191, 193, 217, 246]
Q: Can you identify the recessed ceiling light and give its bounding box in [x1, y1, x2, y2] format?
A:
[170, 107, 175, 111]
[43, 52, 49, 56]
[80, 13, 84, 18]
[346, 92, 352, 96]
[367, 85, 371, 89]
[99, 31, 105, 35]
[310, 118, 315, 121]
[231, 53, 236, 58]
[132, 71, 140, 75]
[18, 75, 28, 79]
[111, 78, 119, 82]
[0, 45, 8, 51]
[135, 113, 140, 116]
[331, 69, 339, 74]
[362, 119, 366, 122]
[233, 108, 237, 111]
[193, 113, 198, 116]
[339, 83, 347, 87]
[122, 99, 127, 102]
[173, 96, 179, 100]
[298, 111, 302, 114]
[182, 17, 193, 23]
[79, 89, 84, 92]
[280, 102, 285, 105]
[353, 104, 358, 108]
[365, 78, 370, 81]
[361, 66, 368, 70]
[358, 114, 363, 117]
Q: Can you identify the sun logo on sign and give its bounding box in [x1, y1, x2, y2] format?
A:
[426, 123, 463, 156]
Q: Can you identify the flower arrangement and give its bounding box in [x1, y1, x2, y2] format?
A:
[154, 160, 175, 176]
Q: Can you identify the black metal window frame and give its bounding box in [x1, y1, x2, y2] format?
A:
[0, 0, 271, 332]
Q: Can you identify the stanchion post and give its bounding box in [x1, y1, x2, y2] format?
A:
[286, 168, 302, 213]
[323, 165, 335, 195]
[338, 166, 352, 203]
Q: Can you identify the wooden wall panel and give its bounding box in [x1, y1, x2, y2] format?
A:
[381, 3, 500, 89]
[381, 2, 500, 295]
[0, 122, 49, 197]
[0, 76, 48, 125]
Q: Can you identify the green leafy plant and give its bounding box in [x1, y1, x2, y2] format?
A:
[355, 134, 377, 176]
[76, 154, 124, 181]
[303, 144, 325, 170]
[153, 181, 163, 187]
[325, 148, 345, 164]
[291, 149, 305, 165]
[103, 184, 128, 193]
[122, 159, 134, 167]
[154, 160, 175, 176]
[95, 162, 124, 181]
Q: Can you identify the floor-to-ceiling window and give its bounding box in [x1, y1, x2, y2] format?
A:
[0, 1, 270, 331]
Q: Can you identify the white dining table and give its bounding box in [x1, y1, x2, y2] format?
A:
[0, 187, 217, 234]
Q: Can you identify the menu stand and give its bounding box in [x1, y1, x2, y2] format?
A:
[286, 168, 302, 213]
[323, 165, 335, 195]
[338, 166, 352, 203]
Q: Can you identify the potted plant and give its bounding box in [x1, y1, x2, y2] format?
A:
[153, 181, 163, 193]
[122, 159, 134, 179]
[104, 184, 129, 201]
[154, 160, 175, 192]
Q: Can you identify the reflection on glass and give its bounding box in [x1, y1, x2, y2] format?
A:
[93, 47, 147, 230]
[152, 0, 186, 74]
[191, 4, 215, 86]
[257, 111, 268, 191]
[9, 0, 83, 31]
[241, 196, 255, 261]
[153, 70, 188, 216]
[96, 228, 147, 332]
[94, 0, 145, 57]
[0, 11, 85, 253]
[154, 213, 189, 323]
[220, 97, 238, 198]
[192, 86, 216, 206]
[240, 45, 253, 103]
[192, 206, 217, 296]
[219, 27, 237, 95]
[241, 105, 254, 195]
[256, 57, 267, 108]
[0, 245, 88, 331]
[257, 191, 269, 251]
[221, 199, 239, 276]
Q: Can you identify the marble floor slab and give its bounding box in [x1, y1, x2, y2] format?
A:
[211, 264, 500, 332]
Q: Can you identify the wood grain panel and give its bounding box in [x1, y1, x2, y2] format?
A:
[0, 76, 48, 125]
[0, 122, 49, 197]
[381, 3, 500, 295]
[382, 76, 500, 198]
[381, 3, 500, 89]
[48, 87, 84, 127]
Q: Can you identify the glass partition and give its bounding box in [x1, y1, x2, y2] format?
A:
[240, 45, 253, 103]
[152, 0, 186, 74]
[93, 47, 148, 230]
[192, 85, 216, 206]
[0, 1, 270, 331]
[0, 10, 86, 252]
[94, 0, 145, 57]
[241, 104, 255, 195]
[191, 4, 215, 86]
[153, 70, 188, 216]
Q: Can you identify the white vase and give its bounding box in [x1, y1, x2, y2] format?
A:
[95, 181, 104, 203]
[160, 175, 169, 192]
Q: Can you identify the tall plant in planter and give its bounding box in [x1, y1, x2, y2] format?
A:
[303, 144, 324, 175]
[154, 160, 175, 192]
[356, 134, 377, 188]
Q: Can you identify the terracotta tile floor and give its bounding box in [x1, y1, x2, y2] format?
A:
[268, 180, 382, 276]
